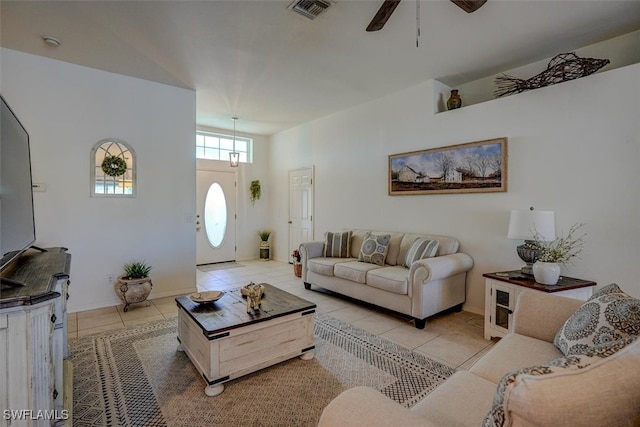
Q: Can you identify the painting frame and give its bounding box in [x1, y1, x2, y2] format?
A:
[388, 137, 508, 195]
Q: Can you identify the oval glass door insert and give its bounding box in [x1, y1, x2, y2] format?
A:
[204, 182, 227, 247]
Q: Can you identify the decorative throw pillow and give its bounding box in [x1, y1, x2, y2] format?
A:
[358, 233, 391, 266]
[553, 283, 640, 356]
[403, 238, 439, 268]
[482, 338, 637, 427]
[323, 231, 352, 258]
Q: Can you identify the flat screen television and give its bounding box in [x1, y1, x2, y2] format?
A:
[0, 94, 36, 272]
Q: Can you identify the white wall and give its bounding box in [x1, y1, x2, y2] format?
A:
[269, 63, 640, 314]
[1, 48, 197, 313]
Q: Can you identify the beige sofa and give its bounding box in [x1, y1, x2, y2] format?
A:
[299, 230, 473, 329]
[318, 290, 640, 427]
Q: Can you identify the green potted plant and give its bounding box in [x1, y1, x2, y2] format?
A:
[533, 223, 586, 285]
[115, 260, 153, 311]
[250, 180, 261, 206]
[257, 230, 271, 261]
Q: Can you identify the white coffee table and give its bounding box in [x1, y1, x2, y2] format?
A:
[176, 283, 316, 396]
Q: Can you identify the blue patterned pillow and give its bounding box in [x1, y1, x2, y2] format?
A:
[404, 238, 439, 268]
[554, 283, 640, 356]
[358, 233, 391, 266]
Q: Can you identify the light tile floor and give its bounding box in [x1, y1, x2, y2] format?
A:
[68, 260, 495, 370]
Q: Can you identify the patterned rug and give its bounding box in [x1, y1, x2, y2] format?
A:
[69, 313, 456, 426]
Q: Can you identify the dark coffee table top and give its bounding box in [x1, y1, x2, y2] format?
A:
[176, 283, 316, 337]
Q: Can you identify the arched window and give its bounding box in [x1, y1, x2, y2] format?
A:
[91, 139, 136, 197]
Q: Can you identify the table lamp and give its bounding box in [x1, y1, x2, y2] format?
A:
[507, 208, 555, 275]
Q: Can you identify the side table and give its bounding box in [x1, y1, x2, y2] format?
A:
[483, 271, 596, 340]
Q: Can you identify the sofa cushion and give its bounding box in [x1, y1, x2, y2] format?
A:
[358, 233, 391, 266]
[350, 230, 405, 265]
[334, 261, 383, 284]
[554, 283, 640, 356]
[482, 337, 639, 427]
[470, 334, 564, 384]
[366, 266, 409, 295]
[383, 232, 405, 266]
[412, 371, 496, 427]
[398, 233, 459, 261]
[403, 238, 439, 268]
[308, 257, 356, 277]
[349, 230, 369, 258]
[324, 231, 352, 257]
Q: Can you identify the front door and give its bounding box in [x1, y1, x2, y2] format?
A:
[289, 167, 314, 261]
[196, 170, 236, 265]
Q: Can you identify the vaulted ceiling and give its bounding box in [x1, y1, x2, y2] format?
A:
[2, 1, 639, 135]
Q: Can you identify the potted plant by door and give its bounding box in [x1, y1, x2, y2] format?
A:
[115, 260, 153, 312]
[532, 223, 586, 285]
[257, 230, 271, 261]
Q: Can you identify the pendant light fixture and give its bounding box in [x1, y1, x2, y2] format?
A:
[229, 117, 239, 167]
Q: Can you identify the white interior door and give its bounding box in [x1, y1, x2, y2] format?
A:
[196, 170, 236, 265]
[289, 167, 314, 262]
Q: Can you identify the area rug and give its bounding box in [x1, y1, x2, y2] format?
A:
[197, 262, 244, 272]
[69, 313, 456, 426]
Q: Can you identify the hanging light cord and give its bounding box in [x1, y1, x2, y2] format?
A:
[416, 0, 421, 47]
[232, 117, 236, 152]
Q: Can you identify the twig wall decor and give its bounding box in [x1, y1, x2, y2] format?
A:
[494, 52, 609, 98]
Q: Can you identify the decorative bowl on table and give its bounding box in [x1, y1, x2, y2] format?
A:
[240, 283, 265, 297]
[190, 291, 225, 304]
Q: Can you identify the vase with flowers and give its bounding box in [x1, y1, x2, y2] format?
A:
[292, 249, 302, 277]
[532, 223, 586, 285]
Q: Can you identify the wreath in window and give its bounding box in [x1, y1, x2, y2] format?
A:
[101, 155, 128, 177]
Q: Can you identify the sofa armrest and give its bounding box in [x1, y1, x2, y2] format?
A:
[299, 241, 325, 282]
[318, 387, 436, 427]
[299, 241, 325, 260]
[512, 290, 584, 342]
[410, 252, 474, 285]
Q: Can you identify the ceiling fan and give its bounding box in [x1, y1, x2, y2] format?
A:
[366, 0, 487, 32]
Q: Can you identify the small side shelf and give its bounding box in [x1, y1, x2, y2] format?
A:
[483, 271, 595, 340]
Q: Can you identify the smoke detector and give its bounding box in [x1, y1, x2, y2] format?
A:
[287, 0, 333, 20]
[42, 36, 62, 47]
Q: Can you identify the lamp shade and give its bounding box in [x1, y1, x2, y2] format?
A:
[507, 210, 556, 241]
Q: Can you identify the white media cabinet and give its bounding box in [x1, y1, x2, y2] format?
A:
[0, 248, 71, 426]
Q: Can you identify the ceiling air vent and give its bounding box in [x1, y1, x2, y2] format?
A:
[288, 0, 333, 20]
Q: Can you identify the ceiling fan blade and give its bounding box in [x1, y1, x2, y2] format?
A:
[450, 0, 487, 13]
[366, 0, 401, 32]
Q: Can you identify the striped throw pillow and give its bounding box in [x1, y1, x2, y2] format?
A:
[404, 238, 439, 268]
[324, 231, 352, 258]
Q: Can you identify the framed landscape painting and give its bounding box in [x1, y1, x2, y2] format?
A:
[389, 137, 507, 195]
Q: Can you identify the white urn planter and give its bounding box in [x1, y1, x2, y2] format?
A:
[533, 261, 561, 285]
